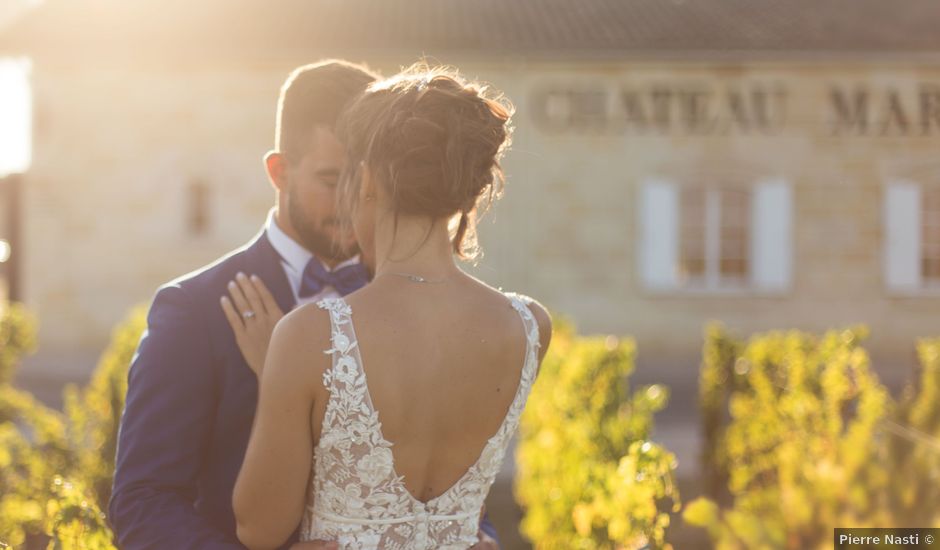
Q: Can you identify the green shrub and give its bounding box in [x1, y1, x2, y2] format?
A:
[516, 319, 680, 550]
[0, 303, 143, 549]
[698, 322, 742, 502]
[686, 325, 893, 549]
[0, 426, 111, 550]
[0, 302, 37, 386]
[64, 306, 146, 508]
[885, 337, 940, 527]
[44, 475, 114, 550]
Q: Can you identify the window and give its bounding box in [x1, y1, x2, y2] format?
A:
[638, 177, 791, 293]
[187, 180, 211, 236]
[678, 186, 751, 289]
[885, 180, 940, 292]
[923, 187, 940, 285]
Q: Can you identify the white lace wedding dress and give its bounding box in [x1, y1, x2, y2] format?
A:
[299, 293, 540, 549]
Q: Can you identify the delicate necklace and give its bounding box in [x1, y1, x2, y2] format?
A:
[388, 272, 450, 284]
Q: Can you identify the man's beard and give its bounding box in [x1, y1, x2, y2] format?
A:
[287, 185, 359, 263]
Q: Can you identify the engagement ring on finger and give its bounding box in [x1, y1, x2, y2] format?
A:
[242, 311, 256, 320]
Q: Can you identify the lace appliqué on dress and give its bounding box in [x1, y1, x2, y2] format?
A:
[300, 293, 540, 549]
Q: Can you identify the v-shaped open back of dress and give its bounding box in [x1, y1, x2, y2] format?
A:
[300, 293, 540, 550]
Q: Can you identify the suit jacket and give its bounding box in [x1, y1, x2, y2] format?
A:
[109, 230, 499, 549]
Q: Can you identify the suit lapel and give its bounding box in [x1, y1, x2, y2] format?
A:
[243, 229, 297, 314]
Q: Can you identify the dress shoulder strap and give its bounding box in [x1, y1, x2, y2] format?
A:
[503, 292, 541, 359]
[315, 297, 359, 390]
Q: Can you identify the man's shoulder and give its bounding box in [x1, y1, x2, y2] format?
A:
[157, 236, 260, 302]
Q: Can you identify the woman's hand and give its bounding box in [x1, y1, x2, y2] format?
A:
[221, 273, 284, 377]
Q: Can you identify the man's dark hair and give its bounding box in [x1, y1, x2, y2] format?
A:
[276, 59, 380, 163]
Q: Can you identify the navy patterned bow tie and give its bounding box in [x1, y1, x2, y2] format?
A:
[299, 256, 370, 298]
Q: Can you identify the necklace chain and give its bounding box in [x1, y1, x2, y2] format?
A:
[388, 272, 449, 284]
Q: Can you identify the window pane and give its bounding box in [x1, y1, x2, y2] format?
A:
[680, 187, 707, 280]
[720, 188, 751, 280]
[720, 258, 748, 277]
[678, 185, 754, 287]
[721, 238, 748, 259]
[721, 189, 750, 227]
[188, 180, 211, 236]
[924, 187, 940, 282]
[923, 187, 940, 211]
[924, 258, 940, 280]
[680, 258, 706, 280]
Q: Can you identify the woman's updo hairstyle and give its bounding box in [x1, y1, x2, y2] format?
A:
[336, 63, 513, 260]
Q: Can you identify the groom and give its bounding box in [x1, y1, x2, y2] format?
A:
[109, 60, 500, 549]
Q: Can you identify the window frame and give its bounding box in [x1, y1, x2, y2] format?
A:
[636, 176, 792, 297]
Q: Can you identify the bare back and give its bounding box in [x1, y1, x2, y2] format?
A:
[301, 275, 547, 548]
[314, 275, 535, 501]
[357, 279, 535, 499]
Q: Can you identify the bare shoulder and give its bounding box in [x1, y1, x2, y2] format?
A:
[464, 274, 554, 359]
[277, 302, 334, 350]
[266, 301, 334, 382]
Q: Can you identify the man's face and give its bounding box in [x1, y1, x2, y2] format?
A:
[284, 127, 359, 262]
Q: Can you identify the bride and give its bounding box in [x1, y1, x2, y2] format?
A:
[224, 65, 552, 549]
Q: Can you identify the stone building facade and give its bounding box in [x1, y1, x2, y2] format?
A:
[1, 0, 939, 382]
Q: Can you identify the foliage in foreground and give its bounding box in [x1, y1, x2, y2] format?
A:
[516, 319, 680, 550]
[63, 306, 146, 510]
[4, 299, 939, 550]
[886, 337, 940, 527]
[687, 323, 940, 549]
[0, 303, 145, 549]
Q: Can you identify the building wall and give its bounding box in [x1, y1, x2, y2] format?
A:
[477, 60, 940, 381]
[24, 63, 286, 374]
[21, 57, 940, 379]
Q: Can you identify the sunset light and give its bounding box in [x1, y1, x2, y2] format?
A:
[0, 57, 30, 177]
[1, 2, 940, 549]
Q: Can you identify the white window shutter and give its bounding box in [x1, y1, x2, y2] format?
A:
[638, 179, 679, 290]
[884, 180, 921, 292]
[750, 178, 792, 292]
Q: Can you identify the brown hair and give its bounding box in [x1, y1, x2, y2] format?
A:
[336, 64, 513, 260]
[275, 59, 380, 163]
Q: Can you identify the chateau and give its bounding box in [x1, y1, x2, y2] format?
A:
[1, 0, 938, 384]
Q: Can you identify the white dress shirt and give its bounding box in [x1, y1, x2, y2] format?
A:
[264, 209, 362, 307]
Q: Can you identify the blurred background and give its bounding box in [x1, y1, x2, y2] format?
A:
[1, 1, 939, 548]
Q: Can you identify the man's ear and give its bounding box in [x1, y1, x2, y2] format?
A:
[264, 151, 289, 192]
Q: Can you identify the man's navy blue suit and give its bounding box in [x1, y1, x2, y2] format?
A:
[109, 230, 499, 549]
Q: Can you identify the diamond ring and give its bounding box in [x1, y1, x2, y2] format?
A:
[242, 311, 256, 320]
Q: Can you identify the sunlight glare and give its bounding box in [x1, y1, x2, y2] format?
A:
[0, 57, 32, 177]
[0, 240, 10, 263]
